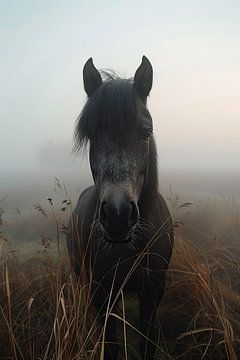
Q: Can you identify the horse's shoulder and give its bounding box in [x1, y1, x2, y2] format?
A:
[69, 186, 97, 228]
[157, 192, 173, 233]
[75, 185, 97, 210]
[67, 185, 98, 243]
[157, 192, 170, 213]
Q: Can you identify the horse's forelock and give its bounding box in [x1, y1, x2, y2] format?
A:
[74, 76, 140, 152]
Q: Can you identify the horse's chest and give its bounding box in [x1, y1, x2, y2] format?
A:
[91, 250, 157, 293]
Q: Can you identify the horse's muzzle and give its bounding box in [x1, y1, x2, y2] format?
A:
[104, 235, 132, 244]
[99, 195, 139, 242]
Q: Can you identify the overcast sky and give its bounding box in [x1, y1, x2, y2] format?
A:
[1, 0, 240, 174]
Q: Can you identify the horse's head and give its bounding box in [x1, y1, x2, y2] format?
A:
[76, 56, 156, 243]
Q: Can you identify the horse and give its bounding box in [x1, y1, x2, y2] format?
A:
[67, 56, 174, 359]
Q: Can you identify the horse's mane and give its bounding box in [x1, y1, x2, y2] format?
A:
[74, 71, 141, 152]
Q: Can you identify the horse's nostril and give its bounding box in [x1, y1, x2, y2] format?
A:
[128, 201, 139, 228]
[100, 201, 109, 229]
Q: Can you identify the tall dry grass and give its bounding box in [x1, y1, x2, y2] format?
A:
[0, 184, 240, 359]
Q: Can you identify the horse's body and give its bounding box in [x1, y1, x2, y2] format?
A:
[67, 56, 173, 359]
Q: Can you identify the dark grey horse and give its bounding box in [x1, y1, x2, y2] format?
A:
[67, 56, 173, 359]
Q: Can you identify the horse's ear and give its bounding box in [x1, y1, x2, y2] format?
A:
[134, 56, 153, 101]
[83, 58, 102, 97]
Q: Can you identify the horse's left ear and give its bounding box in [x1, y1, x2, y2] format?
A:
[83, 58, 102, 97]
[134, 56, 153, 101]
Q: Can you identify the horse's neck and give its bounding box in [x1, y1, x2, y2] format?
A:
[139, 137, 159, 208]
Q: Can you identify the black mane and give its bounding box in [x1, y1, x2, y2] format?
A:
[74, 73, 141, 151]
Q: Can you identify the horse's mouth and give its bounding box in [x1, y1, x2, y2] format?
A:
[104, 236, 132, 244]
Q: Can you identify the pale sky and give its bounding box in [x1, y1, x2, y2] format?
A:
[1, 0, 240, 173]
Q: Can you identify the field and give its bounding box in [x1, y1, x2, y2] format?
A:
[0, 179, 240, 359]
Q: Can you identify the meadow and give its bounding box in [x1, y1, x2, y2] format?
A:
[0, 178, 240, 359]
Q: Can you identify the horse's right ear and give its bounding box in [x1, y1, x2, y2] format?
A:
[83, 58, 102, 97]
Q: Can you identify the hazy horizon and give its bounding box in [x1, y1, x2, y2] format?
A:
[1, 0, 240, 211]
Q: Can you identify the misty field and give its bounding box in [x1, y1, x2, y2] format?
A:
[1, 181, 240, 359]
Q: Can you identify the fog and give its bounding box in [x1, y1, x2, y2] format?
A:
[1, 0, 240, 219]
[1, 141, 239, 215]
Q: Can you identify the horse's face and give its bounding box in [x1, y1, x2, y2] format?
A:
[82, 57, 153, 243]
[89, 111, 152, 242]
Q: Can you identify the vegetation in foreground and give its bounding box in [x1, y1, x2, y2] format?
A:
[0, 186, 240, 359]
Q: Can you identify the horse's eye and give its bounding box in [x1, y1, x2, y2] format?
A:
[141, 129, 153, 140]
